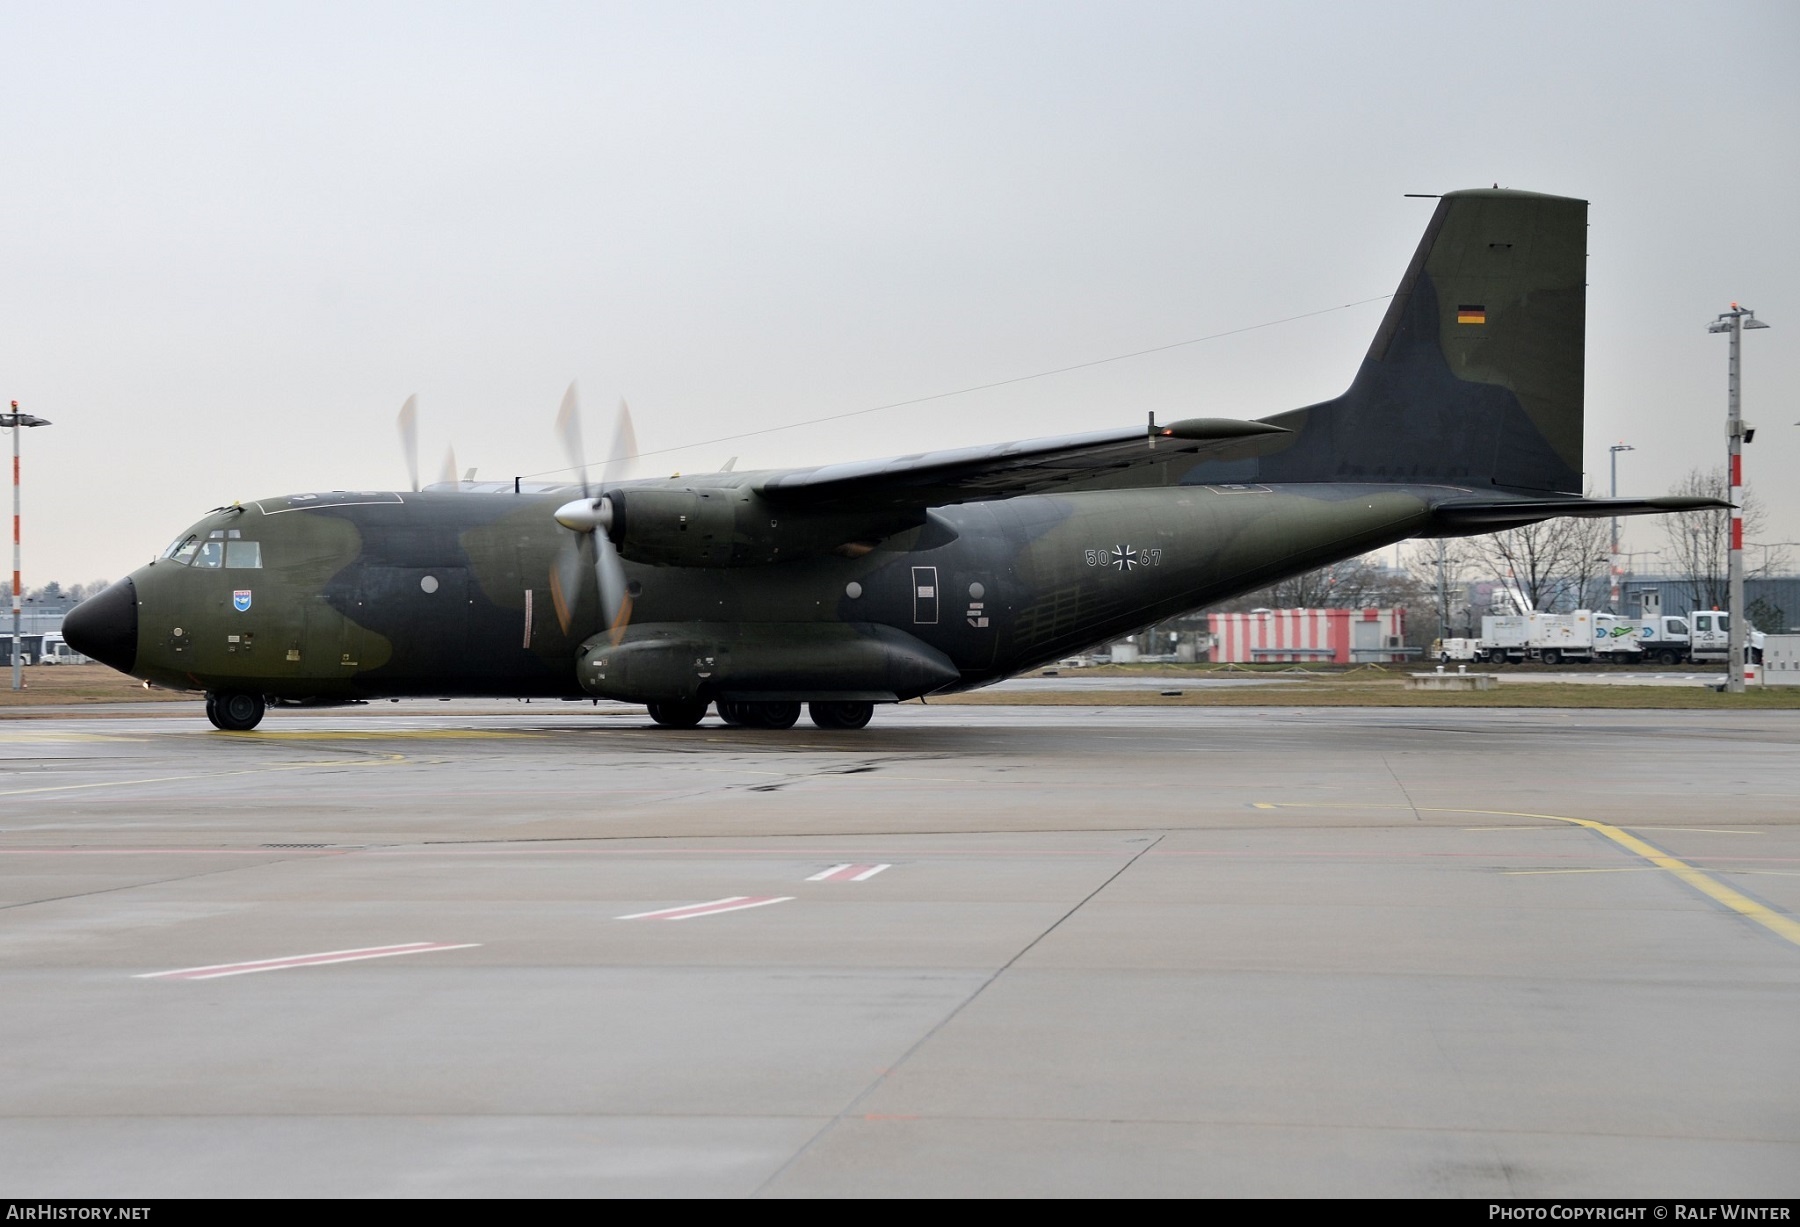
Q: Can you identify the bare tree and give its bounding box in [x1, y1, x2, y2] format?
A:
[1455, 520, 1582, 613]
[1562, 513, 1612, 611]
[1212, 553, 1427, 614]
[1663, 467, 1782, 611]
[1401, 539, 1481, 637]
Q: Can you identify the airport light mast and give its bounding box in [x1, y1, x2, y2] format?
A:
[1707, 305, 1769, 694]
[4, 401, 53, 692]
[1608, 442, 1634, 611]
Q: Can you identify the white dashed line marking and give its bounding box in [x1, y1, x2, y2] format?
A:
[616, 896, 794, 921]
[137, 942, 481, 980]
[806, 863, 892, 882]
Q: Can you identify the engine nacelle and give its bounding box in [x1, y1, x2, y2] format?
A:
[605, 487, 925, 567]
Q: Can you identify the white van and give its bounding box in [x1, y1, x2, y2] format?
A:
[38, 635, 89, 665]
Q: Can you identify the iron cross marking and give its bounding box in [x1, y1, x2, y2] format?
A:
[1111, 545, 1138, 571]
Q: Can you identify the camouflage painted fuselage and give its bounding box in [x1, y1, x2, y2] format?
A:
[120, 477, 1437, 702]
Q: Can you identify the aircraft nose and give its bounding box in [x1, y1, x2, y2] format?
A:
[62, 577, 138, 673]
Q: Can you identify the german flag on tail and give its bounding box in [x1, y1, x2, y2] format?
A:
[1456, 305, 1486, 325]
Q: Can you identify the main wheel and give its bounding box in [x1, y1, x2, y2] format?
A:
[718, 700, 799, 729]
[747, 700, 801, 729]
[1540, 649, 1561, 666]
[646, 700, 707, 729]
[206, 690, 266, 731]
[809, 700, 873, 730]
[1657, 648, 1681, 666]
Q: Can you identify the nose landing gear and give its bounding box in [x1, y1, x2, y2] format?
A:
[646, 700, 707, 728]
[205, 690, 267, 732]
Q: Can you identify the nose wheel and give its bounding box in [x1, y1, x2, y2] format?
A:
[206, 690, 267, 732]
[646, 700, 707, 728]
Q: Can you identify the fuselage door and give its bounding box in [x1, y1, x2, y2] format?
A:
[912, 566, 939, 625]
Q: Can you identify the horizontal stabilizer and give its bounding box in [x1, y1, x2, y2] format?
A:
[1431, 495, 1729, 529]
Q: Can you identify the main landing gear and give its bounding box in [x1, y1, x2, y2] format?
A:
[715, 699, 802, 730]
[661, 699, 876, 731]
[807, 700, 873, 730]
[205, 690, 267, 732]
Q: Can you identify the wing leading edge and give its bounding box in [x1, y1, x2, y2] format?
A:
[754, 417, 1287, 510]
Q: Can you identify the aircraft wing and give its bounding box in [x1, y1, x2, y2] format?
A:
[1431, 495, 1729, 528]
[755, 417, 1287, 509]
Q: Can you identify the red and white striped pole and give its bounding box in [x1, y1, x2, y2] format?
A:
[10, 402, 24, 692]
[4, 401, 52, 692]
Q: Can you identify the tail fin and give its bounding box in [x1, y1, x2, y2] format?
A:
[1194, 188, 1588, 494]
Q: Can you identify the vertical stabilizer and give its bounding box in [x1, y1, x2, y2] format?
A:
[1190, 189, 1588, 493]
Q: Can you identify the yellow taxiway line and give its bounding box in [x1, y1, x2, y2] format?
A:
[1259, 801, 1800, 951]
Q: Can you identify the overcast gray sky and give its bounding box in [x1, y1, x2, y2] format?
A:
[3, 1, 1796, 587]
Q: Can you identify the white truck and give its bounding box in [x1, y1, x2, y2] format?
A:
[1468, 611, 1639, 665]
[1437, 610, 1765, 666]
[1626, 611, 1764, 666]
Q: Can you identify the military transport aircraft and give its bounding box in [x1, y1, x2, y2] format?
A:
[64, 187, 1719, 732]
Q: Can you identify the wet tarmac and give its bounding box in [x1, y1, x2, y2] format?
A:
[2, 702, 1796, 1197]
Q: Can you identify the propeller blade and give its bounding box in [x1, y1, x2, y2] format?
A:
[595, 531, 633, 647]
[397, 394, 420, 492]
[602, 398, 638, 488]
[439, 445, 458, 489]
[596, 399, 639, 644]
[549, 532, 590, 636]
[547, 389, 637, 644]
[554, 381, 588, 496]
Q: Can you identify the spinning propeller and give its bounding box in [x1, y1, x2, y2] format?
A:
[396, 394, 421, 491]
[550, 382, 638, 642]
[396, 394, 465, 489]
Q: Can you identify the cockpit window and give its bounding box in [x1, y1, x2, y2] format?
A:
[163, 523, 261, 567]
[224, 541, 262, 568]
[162, 534, 202, 564]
